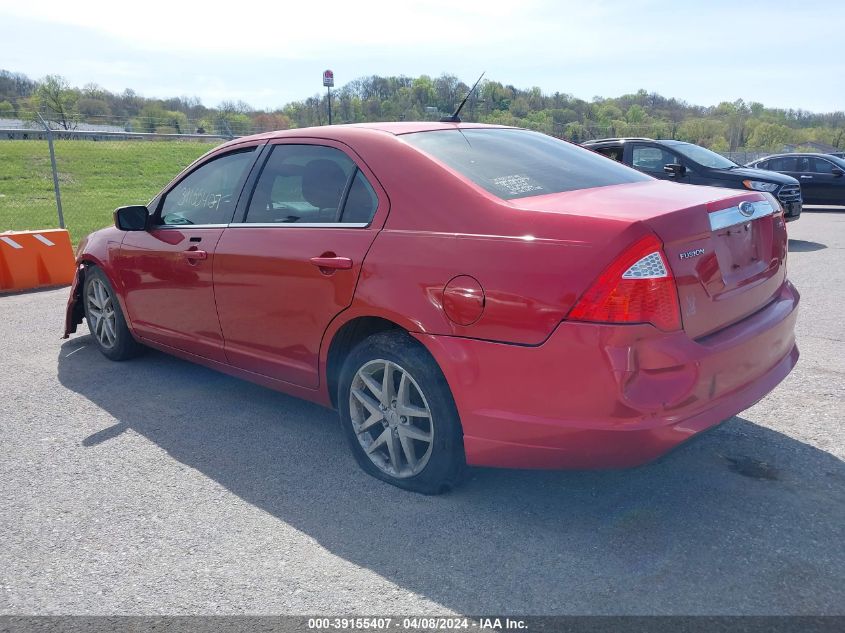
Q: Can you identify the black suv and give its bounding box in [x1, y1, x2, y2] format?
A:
[582, 138, 802, 221]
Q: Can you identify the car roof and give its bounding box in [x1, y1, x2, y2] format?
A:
[230, 121, 511, 143]
[582, 137, 653, 145]
[343, 121, 511, 135]
[759, 152, 839, 159]
[582, 138, 693, 147]
[210, 122, 519, 155]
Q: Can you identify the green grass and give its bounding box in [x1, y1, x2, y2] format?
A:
[0, 140, 219, 244]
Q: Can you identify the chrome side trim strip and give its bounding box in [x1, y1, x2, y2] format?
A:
[709, 201, 774, 232]
[152, 224, 230, 229]
[150, 222, 370, 229]
[228, 222, 370, 229]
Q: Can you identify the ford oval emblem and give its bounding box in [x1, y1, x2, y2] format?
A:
[738, 201, 755, 217]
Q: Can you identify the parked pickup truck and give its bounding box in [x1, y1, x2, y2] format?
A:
[582, 137, 802, 221]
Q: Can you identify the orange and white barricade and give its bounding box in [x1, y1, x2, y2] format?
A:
[0, 229, 76, 292]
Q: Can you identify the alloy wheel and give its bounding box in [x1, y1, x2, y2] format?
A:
[349, 359, 434, 478]
[86, 278, 117, 349]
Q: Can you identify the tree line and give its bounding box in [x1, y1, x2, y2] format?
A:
[1, 69, 843, 151]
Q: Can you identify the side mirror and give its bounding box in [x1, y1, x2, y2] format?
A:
[832, 168, 844, 177]
[114, 205, 149, 231]
[664, 163, 686, 176]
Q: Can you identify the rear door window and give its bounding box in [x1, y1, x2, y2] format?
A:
[340, 170, 379, 223]
[402, 129, 649, 200]
[631, 145, 679, 171]
[243, 144, 377, 225]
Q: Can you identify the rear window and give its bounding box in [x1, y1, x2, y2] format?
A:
[402, 129, 650, 200]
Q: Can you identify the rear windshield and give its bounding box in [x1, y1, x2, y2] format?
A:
[402, 128, 650, 200]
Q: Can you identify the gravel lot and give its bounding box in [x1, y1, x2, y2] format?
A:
[1, 209, 843, 616]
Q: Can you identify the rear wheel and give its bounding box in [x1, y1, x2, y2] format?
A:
[83, 266, 142, 361]
[338, 331, 465, 494]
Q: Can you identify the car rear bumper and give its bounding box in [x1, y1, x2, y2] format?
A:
[414, 280, 799, 470]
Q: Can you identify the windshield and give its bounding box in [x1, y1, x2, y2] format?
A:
[402, 128, 650, 200]
[672, 142, 738, 169]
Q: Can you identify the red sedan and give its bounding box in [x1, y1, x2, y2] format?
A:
[64, 123, 799, 494]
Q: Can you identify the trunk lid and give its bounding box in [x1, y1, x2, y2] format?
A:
[511, 181, 788, 338]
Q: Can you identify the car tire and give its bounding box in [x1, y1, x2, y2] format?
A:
[83, 266, 143, 361]
[338, 330, 466, 494]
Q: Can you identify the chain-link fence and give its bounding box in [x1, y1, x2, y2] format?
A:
[0, 129, 223, 244]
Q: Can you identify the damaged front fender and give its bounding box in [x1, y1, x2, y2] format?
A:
[63, 264, 86, 338]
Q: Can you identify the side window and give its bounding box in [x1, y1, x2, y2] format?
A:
[810, 158, 835, 174]
[340, 170, 378, 223]
[796, 157, 813, 173]
[756, 160, 770, 169]
[770, 157, 797, 171]
[596, 146, 623, 162]
[632, 145, 678, 171]
[244, 144, 364, 224]
[159, 148, 256, 225]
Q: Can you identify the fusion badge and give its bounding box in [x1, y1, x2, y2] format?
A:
[679, 248, 705, 260]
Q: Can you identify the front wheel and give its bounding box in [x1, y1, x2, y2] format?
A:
[338, 331, 465, 494]
[83, 266, 143, 361]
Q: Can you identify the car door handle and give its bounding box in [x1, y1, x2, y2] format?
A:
[310, 256, 353, 270]
[183, 249, 208, 261]
[800, 175, 813, 179]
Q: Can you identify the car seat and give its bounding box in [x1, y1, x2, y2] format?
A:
[301, 159, 348, 222]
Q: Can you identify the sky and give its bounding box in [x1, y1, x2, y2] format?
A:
[0, 0, 842, 113]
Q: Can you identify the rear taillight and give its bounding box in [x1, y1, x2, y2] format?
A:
[568, 234, 681, 331]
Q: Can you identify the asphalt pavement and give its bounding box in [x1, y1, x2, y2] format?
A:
[0, 209, 843, 615]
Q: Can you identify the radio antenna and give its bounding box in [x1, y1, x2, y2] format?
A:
[440, 72, 486, 123]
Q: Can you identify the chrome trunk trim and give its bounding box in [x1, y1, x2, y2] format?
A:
[709, 200, 774, 231]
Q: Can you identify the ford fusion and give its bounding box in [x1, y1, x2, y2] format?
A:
[64, 123, 800, 493]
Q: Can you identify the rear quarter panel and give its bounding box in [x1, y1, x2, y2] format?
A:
[336, 132, 651, 345]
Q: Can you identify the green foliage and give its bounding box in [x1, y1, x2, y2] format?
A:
[280, 74, 844, 152]
[134, 104, 189, 134]
[77, 97, 111, 118]
[626, 104, 646, 125]
[32, 75, 79, 129]
[2, 69, 844, 154]
[510, 97, 530, 118]
[677, 118, 729, 147]
[746, 122, 798, 151]
[0, 70, 35, 113]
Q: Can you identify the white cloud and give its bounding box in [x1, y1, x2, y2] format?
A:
[1, 0, 842, 111]
[2, 0, 568, 55]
